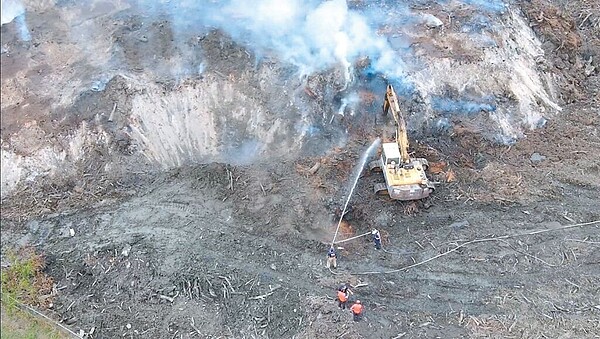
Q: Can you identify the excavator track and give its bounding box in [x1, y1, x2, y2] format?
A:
[373, 183, 388, 195]
[369, 160, 382, 172]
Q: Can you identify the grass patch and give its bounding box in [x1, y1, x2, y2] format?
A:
[1, 247, 54, 311]
[1, 248, 67, 338]
[1, 305, 67, 339]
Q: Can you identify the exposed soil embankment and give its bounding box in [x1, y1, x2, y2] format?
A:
[1, 0, 599, 338]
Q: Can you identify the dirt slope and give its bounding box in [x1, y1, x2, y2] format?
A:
[1, 0, 599, 338]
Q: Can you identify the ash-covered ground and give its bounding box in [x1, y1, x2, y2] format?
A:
[1, 0, 599, 338]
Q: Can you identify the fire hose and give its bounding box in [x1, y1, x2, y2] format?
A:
[332, 231, 372, 245]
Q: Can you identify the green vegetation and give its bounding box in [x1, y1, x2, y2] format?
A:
[1, 248, 64, 338]
[1, 248, 53, 311]
[1, 306, 66, 339]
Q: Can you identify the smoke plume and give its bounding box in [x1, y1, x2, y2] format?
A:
[1, 0, 24, 25]
[1, 0, 30, 41]
[144, 0, 410, 84]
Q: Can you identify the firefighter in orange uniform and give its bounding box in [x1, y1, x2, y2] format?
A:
[337, 289, 348, 309]
[350, 300, 363, 321]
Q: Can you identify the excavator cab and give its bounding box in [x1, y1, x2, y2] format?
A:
[369, 85, 435, 201]
[382, 143, 400, 168]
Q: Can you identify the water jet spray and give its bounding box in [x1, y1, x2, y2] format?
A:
[331, 138, 381, 246]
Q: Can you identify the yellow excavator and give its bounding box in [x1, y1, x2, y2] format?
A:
[369, 85, 435, 200]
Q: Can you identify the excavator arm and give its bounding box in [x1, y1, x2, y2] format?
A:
[382, 85, 410, 164]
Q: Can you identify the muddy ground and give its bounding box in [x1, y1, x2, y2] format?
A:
[1, 0, 599, 338]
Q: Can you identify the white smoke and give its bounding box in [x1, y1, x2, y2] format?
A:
[337, 92, 360, 116]
[1, 0, 24, 25]
[1, 0, 30, 41]
[155, 0, 408, 85]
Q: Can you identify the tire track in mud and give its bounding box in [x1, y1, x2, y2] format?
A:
[18, 158, 599, 339]
[324, 210, 599, 324]
[146, 201, 211, 218]
[36, 193, 317, 337]
[128, 206, 324, 338]
[336, 251, 594, 327]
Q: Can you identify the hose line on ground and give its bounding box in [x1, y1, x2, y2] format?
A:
[329, 220, 599, 276]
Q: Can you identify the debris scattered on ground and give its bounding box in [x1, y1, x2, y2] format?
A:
[1, 0, 599, 338]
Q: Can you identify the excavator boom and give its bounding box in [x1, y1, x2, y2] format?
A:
[382, 85, 410, 164]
